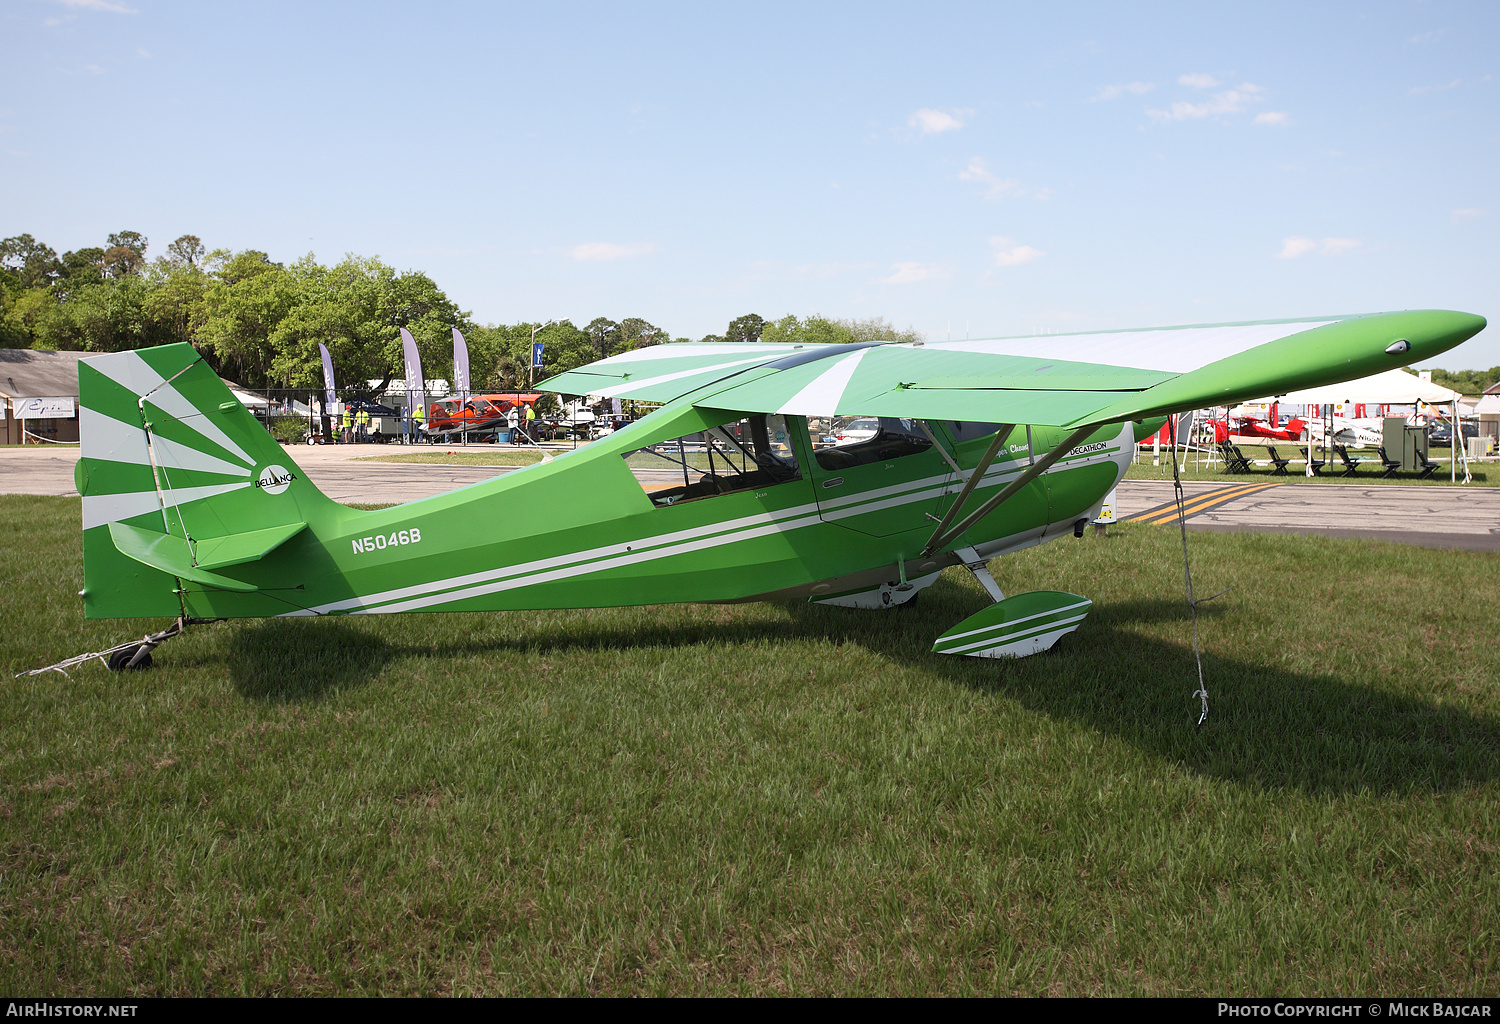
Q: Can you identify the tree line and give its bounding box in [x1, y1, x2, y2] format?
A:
[1, 231, 926, 394]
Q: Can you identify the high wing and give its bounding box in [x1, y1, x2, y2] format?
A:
[538, 342, 811, 402]
[540, 311, 1485, 428]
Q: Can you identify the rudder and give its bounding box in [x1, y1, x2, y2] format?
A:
[76, 344, 334, 618]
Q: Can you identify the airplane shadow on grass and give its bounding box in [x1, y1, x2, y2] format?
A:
[226, 578, 1500, 798]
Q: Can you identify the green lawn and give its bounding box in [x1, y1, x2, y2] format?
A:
[2, 494, 1497, 995]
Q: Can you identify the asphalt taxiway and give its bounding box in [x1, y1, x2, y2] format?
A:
[4, 443, 1497, 551]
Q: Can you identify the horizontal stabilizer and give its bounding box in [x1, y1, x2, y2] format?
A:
[190, 521, 307, 570]
[107, 522, 283, 592]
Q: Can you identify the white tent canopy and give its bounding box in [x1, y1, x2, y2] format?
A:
[1267, 368, 1464, 406]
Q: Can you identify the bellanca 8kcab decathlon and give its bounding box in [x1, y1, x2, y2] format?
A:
[58, 309, 1484, 673]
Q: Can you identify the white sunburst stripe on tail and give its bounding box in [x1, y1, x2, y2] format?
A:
[149, 433, 254, 479]
[82, 407, 254, 480]
[80, 480, 253, 530]
[79, 406, 151, 466]
[86, 350, 255, 467]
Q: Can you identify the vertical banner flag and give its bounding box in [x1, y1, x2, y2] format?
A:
[452, 328, 470, 404]
[318, 343, 337, 408]
[532, 341, 545, 367]
[400, 327, 425, 420]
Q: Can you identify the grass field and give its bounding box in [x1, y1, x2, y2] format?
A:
[2, 494, 1498, 995]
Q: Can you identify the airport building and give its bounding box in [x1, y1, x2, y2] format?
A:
[0, 349, 86, 446]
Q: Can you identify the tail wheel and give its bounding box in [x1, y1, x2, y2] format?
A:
[107, 647, 153, 672]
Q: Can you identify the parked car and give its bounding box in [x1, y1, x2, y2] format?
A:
[1427, 421, 1478, 447]
[832, 418, 880, 445]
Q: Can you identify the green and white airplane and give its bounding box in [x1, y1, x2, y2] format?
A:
[72, 310, 1484, 670]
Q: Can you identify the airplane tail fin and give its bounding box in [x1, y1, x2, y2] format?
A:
[76, 344, 336, 618]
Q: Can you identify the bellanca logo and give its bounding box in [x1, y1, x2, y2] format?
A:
[255, 465, 295, 495]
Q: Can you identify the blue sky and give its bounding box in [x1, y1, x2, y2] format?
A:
[3, 1, 1497, 365]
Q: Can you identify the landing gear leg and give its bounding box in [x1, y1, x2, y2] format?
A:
[955, 546, 1005, 603]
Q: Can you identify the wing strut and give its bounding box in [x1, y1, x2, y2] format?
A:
[919, 424, 1013, 556]
[916, 421, 967, 481]
[922, 424, 1097, 557]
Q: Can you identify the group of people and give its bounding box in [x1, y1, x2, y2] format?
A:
[336, 406, 375, 443]
[506, 403, 537, 445]
[319, 399, 540, 445]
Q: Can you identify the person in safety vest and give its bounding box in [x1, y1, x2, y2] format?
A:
[412, 402, 425, 445]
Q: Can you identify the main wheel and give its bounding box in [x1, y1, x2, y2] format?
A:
[107, 646, 153, 672]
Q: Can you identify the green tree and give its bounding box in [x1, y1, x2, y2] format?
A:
[725, 313, 765, 344]
[264, 255, 469, 391]
[760, 314, 923, 346]
[1428, 367, 1500, 395]
[165, 234, 206, 267]
[586, 317, 621, 361]
[102, 230, 148, 279]
[59, 248, 105, 288]
[142, 257, 209, 348]
[1, 234, 62, 289]
[196, 252, 301, 386]
[619, 317, 664, 350]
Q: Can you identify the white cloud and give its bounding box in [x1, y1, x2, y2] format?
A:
[1091, 82, 1154, 102]
[569, 242, 656, 262]
[1148, 82, 1265, 122]
[54, 0, 137, 12]
[957, 157, 1052, 200]
[793, 261, 875, 279]
[1276, 237, 1319, 259]
[990, 237, 1044, 266]
[1276, 236, 1361, 258]
[879, 262, 948, 284]
[1254, 111, 1289, 126]
[1409, 79, 1461, 96]
[1452, 208, 1489, 224]
[1409, 30, 1445, 45]
[908, 108, 968, 134]
[1178, 73, 1221, 89]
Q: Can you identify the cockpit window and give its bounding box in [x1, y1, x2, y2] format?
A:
[624, 414, 802, 506]
[812, 416, 932, 471]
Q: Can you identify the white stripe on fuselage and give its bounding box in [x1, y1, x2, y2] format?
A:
[288, 424, 1132, 616]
